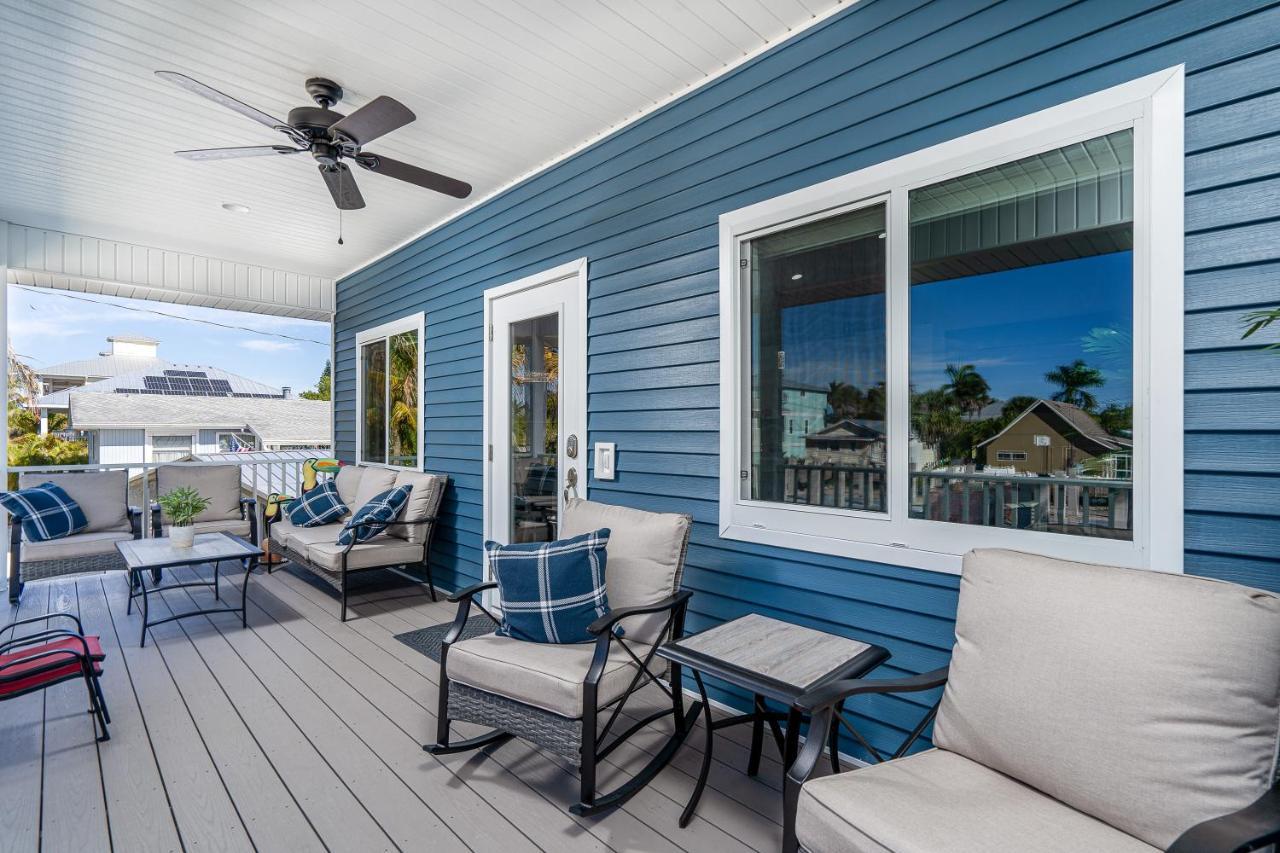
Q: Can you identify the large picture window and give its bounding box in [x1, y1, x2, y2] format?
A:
[719, 69, 1183, 573]
[356, 313, 423, 469]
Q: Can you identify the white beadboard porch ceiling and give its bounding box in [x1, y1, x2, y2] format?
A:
[0, 0, 844, 282]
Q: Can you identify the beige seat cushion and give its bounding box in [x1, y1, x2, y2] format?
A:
[352, 466, 397, 510]
[797, 749, 1157, 853]
[934, 549, 1280, 849]
[558, 498, 691, 643]
[276, 521, 347, 550]
[447, 632, 650, 718]
[21, 530, 135, 562]
[333, 466, 364, 508]
[19, 470, 130, 533]
[389, 471, 445, 544]
[304, 537, 424, 572]
[156, 464, 242, 522]
[188, 518, 252, 538]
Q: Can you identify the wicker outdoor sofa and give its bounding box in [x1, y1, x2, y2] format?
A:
[263, 464, 446, 621]
[7, 470, 144, 603]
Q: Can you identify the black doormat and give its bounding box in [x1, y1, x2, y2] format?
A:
[394, 614, 499, 663]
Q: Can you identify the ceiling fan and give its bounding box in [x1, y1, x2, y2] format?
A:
[155, 71, 472, 210]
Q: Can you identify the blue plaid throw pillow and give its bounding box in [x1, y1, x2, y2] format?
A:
[487, 529, 613, 644]
[288, 480, 347, 527]
[337, 485, 412, 546]
[0, 482, 89, 542]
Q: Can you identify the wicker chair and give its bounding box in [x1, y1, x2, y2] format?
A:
[263, 465, 446, 621]
[151, 463, 258, 543]
[7, 470, 144, 604]
[427, 498, 700, 817]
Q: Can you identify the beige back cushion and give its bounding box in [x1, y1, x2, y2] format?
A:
[333, 466, 364, 508]
[389, 471, 446, 544]
[20, 470, 131, 534]
[156, 464, 242, 522]
[934, 549, 1280, 849]
[352, 466, 397, 510]
[559, 498, 691, 643]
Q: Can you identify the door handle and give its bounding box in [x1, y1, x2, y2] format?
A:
[566, 434, 579, 459]
[564, 466, 579, 502]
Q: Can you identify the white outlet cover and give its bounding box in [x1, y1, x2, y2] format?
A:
[594, 442, 616, 480]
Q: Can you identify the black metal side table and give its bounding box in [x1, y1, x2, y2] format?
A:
[657, 612, 889, 826]
[117, 532, 262, 647]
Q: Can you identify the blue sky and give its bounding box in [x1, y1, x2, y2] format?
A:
[8, 286, 330, 394]
[781, 251, 1134, 408]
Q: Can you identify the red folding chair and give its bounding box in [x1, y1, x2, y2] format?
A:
[0, 613, 109, 741]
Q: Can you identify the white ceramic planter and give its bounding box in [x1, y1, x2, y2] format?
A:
[169, 525, 196, 548]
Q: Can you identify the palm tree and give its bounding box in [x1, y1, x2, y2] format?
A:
[943, 363, 992, 417]
[388, 332, 418, 463]
[1045, 359, 1105, 411]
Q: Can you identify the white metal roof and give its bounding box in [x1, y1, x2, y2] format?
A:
[0, 0, 845, 282]
[36, 354, 171, 382]
[68, 394, 330, 446]
[38, 362, 282, 409]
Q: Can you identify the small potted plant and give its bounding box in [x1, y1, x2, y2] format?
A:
[157, 485, 211, 548]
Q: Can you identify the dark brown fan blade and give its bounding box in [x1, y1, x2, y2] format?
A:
[328, 96, 415, 146]
[156, 71, 288, 132]
[355, 153, 471, 199]
[319, 163, 365, 210]
[175, 145, 303, 160]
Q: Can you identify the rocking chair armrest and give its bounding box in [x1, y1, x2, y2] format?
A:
[1167, 783, 1280, 853]
[447, 581, 497, 604]
[586, 589, 693, 636]
[1, 612, 85, 642]
[794, 665, 950, 713]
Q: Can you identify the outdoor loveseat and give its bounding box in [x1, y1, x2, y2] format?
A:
[264, 464, 445, 621]
[7, 470, 144, 603]
[428, 498, 699, 817]
[151, 463, 257, 543]
[783, 548, 1280, 853]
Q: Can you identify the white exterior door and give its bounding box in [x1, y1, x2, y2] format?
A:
[483, 259, 588, 551]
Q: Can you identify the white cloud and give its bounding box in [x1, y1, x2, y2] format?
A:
[241, 339, 298, 352]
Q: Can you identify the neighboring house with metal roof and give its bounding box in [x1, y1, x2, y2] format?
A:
[68, 394, 331, 464]
[976, 400, 1132, 478]
[35, 335, 168, 396]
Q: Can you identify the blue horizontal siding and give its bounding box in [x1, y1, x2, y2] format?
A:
[335, 0, 1280, 759]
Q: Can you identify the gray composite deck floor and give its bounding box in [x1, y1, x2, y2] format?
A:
[1, 562, 802, 853]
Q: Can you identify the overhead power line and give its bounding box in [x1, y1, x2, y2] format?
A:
[14, 285, 329, 347]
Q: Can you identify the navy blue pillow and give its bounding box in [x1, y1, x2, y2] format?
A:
[337, 485, 412, 545]
[0, 482, 89, 542]
[288, 480, 347, 527]
[486, 529, 612, 644]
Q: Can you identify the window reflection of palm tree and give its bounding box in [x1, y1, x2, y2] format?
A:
[1045, 359, 1105, 411]
[389, 332, 418, 464]
[943, 363, 992, 417]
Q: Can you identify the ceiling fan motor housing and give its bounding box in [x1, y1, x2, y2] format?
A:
[304, 77, 343, 108]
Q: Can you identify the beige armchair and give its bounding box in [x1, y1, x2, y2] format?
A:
[784, 549, 1280, 853]
[152, 464, 257, 543]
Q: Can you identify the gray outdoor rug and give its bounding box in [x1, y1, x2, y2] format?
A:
[394, 614, 499, 662]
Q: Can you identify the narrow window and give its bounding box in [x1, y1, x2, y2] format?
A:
[357, 314, 422, 468]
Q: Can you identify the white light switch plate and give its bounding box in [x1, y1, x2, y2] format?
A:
[594, 442, 616, 480]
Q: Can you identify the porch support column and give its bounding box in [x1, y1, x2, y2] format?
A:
[1, 221, 8, 478]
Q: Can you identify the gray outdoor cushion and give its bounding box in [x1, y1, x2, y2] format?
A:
[352, 466, 397, 511]
[797, 749, 1157, 853]
[21, 530, 135, 561]
[187, 518, 252, 538]
[934, 549, 1280, 849]
[334, 465, 364, 508]
[304, 538, 423, 572]
[389, 471, 445, 544]
[274, 521, 346, 550]
[558, 498, 691, 643]
[446, 632, 651, 718]
[156, 464, 242, 522]
[20, 470, 130, 533]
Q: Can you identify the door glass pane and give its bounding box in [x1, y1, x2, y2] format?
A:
[361, 340, 387, 464]
[510, 313, 559, 542]
[908, 129, 1134, 539]
[388, 330, 419, 466]
[745, 203, 888, 512]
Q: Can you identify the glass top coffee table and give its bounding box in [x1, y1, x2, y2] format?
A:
[117, 532, 262, 647]
[657, 613, 890, 826]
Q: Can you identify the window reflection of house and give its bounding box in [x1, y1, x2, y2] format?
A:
[804, 419, 885, 467]
[782, 384, 828, 459]
[977, 399, 1132, 478]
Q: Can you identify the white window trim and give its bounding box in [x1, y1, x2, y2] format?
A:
[216, 430, 258, 452]
[718, 66, 1184, 575]
[146, 430, 196, 464]
[355, 311, 425, 470]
